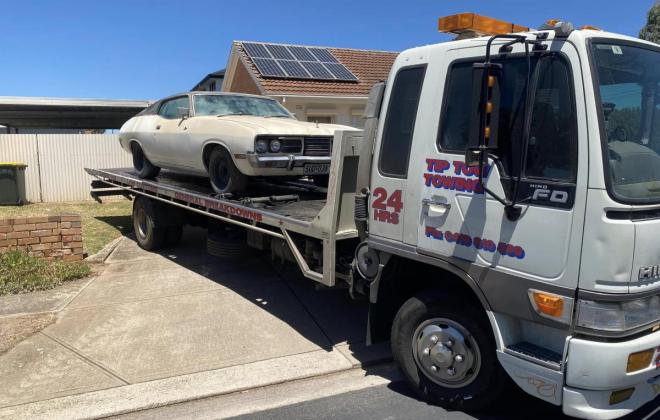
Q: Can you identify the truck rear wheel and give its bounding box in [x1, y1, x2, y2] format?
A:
[132, 196, 166, 251]
[208, 147, 247, 195]
[391, 291, 507, 412]
[131, 143, 160, 179]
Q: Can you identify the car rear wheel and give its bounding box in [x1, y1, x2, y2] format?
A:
[131, 143, 160, 179]
[391, 290, 509, 412]
[208, 147, 247, 194]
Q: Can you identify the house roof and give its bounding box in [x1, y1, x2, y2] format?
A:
[191, 69, 225, 91]
[234, 42, 398, 97]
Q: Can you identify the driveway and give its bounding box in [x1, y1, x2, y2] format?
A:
[0, 228, 389, 419]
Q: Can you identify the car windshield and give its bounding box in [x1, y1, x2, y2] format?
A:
[193, 95, 292, 118]
[592, 41, 660, 202]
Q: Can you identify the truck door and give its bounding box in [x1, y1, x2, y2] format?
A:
[369, 63, 427, 243]
[409, 43, 588, 290]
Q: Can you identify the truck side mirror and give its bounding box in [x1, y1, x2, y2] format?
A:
[465, 63, 501, 167]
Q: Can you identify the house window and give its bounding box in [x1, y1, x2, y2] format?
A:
[209, 81, 216, 91]
[307, 116, 333, 124]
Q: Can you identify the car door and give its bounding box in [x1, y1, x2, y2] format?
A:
[153, 95, 192, 168]
[406, 42, 588, 291]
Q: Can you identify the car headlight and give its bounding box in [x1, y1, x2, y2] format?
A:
[269, 139, 281, 153]
[576, 294, 660, 333]
[255, 139, 268, 153]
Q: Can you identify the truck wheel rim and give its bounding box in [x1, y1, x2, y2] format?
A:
[412, 318, 481, 388]
[136, 208, 148, 240]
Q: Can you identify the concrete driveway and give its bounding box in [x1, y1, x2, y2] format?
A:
[0, 228, 389, 419]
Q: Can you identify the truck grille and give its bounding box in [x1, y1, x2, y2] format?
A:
[303, 137, 332, 156]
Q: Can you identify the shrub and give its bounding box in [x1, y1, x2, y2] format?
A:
[0, 251, 91, 295]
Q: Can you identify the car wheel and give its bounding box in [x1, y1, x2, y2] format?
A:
[391, 290, 509, 412]
[208, 147, 247, 194]
[312, 175, 329, 188]
[131, 143, 161, 179]
[132, 196, 166, 251]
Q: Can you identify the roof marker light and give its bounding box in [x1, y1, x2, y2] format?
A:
[438, 13, 529, 37]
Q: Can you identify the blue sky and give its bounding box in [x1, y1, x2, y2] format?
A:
[1, 0, 655, 99]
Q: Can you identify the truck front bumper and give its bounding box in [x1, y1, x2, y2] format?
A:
[562, 328, 660, 419]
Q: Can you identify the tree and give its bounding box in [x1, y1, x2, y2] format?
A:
[640, 1, 660, 43]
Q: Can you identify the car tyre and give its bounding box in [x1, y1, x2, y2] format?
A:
[391, 290, 509, 412]
[132, 196, 166, 251]
[131, 143, 161, 179]
[208, 147, 247, 194]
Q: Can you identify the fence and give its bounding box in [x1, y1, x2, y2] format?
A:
[0, 134, 132, 202]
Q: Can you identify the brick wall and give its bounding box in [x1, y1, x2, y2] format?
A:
[0, 215, 83, 261]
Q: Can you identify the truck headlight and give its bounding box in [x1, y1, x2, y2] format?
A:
[269, 139, 281, 153]
[576, 295, 660, 333]
[255, 139, 268, 153]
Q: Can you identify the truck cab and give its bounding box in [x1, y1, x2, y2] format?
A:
[363, 15, 660, 419]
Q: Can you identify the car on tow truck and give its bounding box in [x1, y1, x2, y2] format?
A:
[119, 92, 353, 193]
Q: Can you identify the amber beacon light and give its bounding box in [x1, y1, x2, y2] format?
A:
[438, 13, 530, 36]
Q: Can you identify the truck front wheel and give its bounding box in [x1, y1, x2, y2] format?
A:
[391, 291, 507, 412]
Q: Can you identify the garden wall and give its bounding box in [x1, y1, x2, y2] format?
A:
[0, 214, 83, 261]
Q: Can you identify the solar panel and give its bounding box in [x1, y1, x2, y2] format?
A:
[301, 61, 334, 80]
[252, 58, 285, 77]
[242, 42, 357, 82]
[242, 42, 271, 58]
[288, 46, 317, 61]
[277, 60, 311, 78]
[266, 44, 295, 60]
[308, 48, 339, 63]
[324, 62, 358, 81]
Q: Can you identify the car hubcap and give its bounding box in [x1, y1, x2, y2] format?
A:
[412, 318, 480, 388]
[136, 208, 148, 240]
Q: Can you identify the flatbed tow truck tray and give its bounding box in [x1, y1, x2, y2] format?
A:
[85, 129, 363, 286]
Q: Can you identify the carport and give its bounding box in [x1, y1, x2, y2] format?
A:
[0, 96, 151, 131]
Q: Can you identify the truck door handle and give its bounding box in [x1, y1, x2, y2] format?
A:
[422, 198, 451, 217]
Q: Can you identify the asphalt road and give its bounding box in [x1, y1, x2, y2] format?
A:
[229, 375, 660, 420]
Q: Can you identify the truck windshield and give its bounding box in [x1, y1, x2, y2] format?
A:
[193, 95, 293, 118]
[592, 41, 660, 203]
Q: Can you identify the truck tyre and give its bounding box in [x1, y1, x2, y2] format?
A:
[132, 196, 166, 251]
[131, 143, 161, 179]
[208, 147, 247, 195]
[391, 291, 507, 412]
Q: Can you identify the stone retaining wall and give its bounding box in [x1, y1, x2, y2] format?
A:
[0, 214, 83, 261]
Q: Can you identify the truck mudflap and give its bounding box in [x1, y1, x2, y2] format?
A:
[562, 328, 660, 419]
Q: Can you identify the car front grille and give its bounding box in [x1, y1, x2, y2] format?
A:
[280, 138, 303, 153]
[303, 137, 332, 156]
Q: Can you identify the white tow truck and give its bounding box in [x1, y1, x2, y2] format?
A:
[88, 13, 660, 419]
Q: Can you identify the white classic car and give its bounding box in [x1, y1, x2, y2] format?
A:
[119, 92, 353, 193]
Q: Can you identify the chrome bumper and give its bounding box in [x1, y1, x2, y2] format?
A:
[246, 153, 330, 170]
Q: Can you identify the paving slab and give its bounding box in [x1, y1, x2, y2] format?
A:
[45, 282, 333, 383]
[273, 265, 368, 346]
[0, 333, 124, 408]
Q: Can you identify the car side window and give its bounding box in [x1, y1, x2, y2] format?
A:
[378, 65, 426, 178]
[437, 55, 577, 182]
[158, 96, 190, 119]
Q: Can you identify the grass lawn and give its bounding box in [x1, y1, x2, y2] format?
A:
[0, 200, 133, 255]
